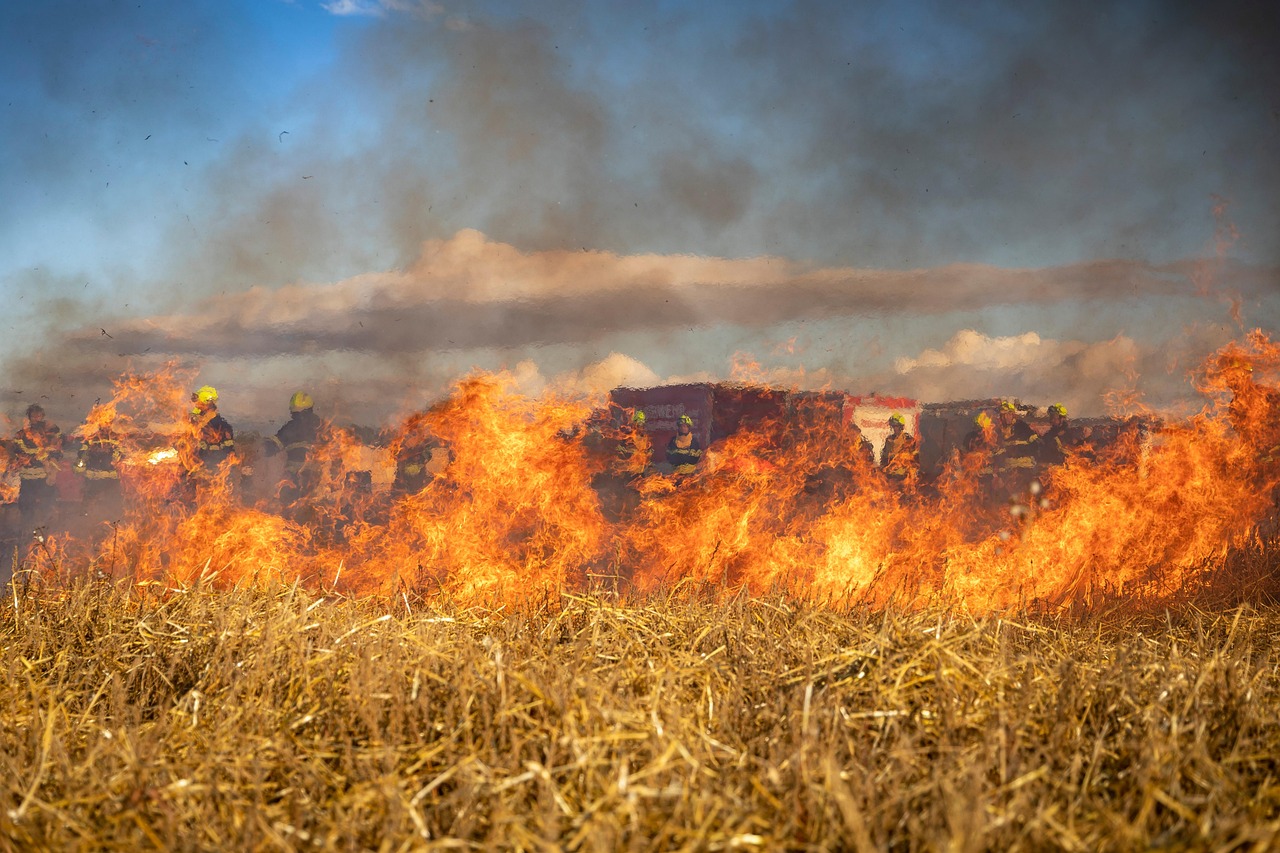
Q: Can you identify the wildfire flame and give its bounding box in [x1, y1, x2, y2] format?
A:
[9, 335, 1280, 612]
[147, 448, 178, 466]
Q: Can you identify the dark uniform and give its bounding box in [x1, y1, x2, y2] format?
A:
[993, 404, 1039, 501]
[267, 403, 325, 508]
[1038, 424, 1068, 467]
[666, 415, 703, 474]
[392, 438, 438, 497]
[194, 409, 235, 470]
[184, 387, 234, 502]
[614, 413, 652, 478]
[13, 405, 63, 530]
[880, 416, 919, 485]
[591, 410, 650, 521]
[75, 421, 124, 522]
[857, 436, 876, 468]
[960, 413, 998, 500]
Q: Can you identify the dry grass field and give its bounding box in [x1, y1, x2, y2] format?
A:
[3, 550, 1279, 852]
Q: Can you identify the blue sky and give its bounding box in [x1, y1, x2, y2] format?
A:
[1, 0, 1277, 430]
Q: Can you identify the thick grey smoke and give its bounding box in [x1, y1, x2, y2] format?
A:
[3, 230, 1273, 431]
[2, 0, 1277, 431]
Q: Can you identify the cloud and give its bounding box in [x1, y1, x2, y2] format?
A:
[322, 0, 381, 15]
[880, 327, 1238, 417]
[3, 2, 1277, 434]
[504, 353, 660, 401]
[57, 230, 1274, 365]
[27, 0, 1266, 318]
[322, 0, 442, 17]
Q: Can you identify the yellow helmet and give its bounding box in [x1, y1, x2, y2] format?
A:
[1048, 403, 1068, 417]
[889, 413, 906, 427]
[195, 385, 218, 405]
[289, 391, 314, 413]
[678, 413, 693, 426]
[999, 400, 1017, 413]
[974, 411, 993, 429]
[631, 410, 646, 426]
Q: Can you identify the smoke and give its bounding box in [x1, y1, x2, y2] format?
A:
[2, 1, 1277, 431]
[1, 227, 1272, 431]
[887, 331, 1146, 416]
[48, 230, 1279, 362]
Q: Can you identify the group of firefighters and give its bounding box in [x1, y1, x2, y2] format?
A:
[959, 400, 1075, 503]
[0, 386, 306, 537]
[604, 397, 1076, 506]
[3, 382, 1081, 543]
[0, 383, 455, 544]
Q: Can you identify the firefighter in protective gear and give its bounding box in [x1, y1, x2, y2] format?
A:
[959, 411, 997, 497]
[993, 400, 1039, 499]
[74, 404, 125, 520]
[614, 409, 651, 475]
[13, 404, 64, 529]
[849, 422, 875, 468]
[392, 433, 440, 498]
[963, 411, 995, 454]
[880, 412, 919, 484]
[189, 385, 235, 474]
[592, 407, 650, 521]
[1038, 403, 1071, 468]
[266, 391, 325, 509]
[666, 413, 703, 474]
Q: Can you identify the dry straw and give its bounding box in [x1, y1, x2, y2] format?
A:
[1, 561, 1279, 850]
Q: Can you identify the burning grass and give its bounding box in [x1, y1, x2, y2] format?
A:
[3, 575, 1279, 850]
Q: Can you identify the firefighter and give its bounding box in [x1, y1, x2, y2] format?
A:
[592, 408, 649, 521]
[993, 400, 1039, 501]
[1037, 403, 1071, 468]
[959, 410, 997, 498]
[266, 391, 325, 509]
[963, 411, 994, 454]
[392, 435, 439, 497]
[13, 404, 64, 530]
[74, 404, 125, 521]
[880, 412, 919, 484]
[186, 386, 235, 497]
[616, 410, 652, 476]
[666, 413, 703, 474]
[852, 423, 876, 469]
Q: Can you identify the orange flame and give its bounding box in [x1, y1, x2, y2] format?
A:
[14, 335, 1280, 613]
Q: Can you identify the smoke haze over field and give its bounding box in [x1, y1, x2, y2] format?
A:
[1, 0, 1277, 431]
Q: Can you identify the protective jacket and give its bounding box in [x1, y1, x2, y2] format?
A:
[995, 419, 1039, 473]
[962, 427, 996, 477]
[14, 422, 64, 480]
[666, 432, 703, 472]
[268, 408, 323, 474]
[1037, 423, 1070, 467]
[393, 439, 439, 496]
[193, 407, 235, 469]
[77, 429, 123, 480]
[880, 431, 919, 479]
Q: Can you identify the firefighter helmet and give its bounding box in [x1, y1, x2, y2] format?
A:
[632, 410, 646, 426]
[289, 391, 314, 413]
[679, 414, 693, 426]
[999, 400, 1017, 412]
[195, 385, 218, 405]
[1048, 403, 1068, 417]
[889, 413, 906, 427]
